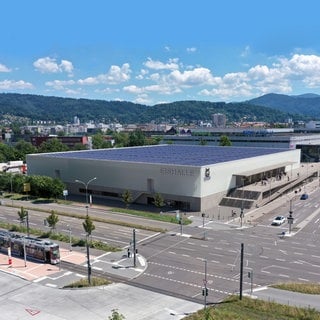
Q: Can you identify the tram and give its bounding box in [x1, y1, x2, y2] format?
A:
[0, 230, 60, 265]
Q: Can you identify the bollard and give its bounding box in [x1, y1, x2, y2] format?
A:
[8, 247, 12, 267]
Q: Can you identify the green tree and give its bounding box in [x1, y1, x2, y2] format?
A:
[128, 130, 146, 146]
[83, 214, 95, 236]
[0, 143, 15, 162]
[27, 175, 65, 199]
[108, 309, 125, 320]
[38, 138, 69, 153]
[219, 135, 232, 146]
[17, 206, 28, 225]
[146, 135, 161, 145]
[122, 189, 133, 208]
[0, 173, 14, 193]
[14, 140, 37, 162]
[83, 214, 95, 285]
[72, 142, 88, 151]
[92, 133, 112, 149]
[47, 178, 65, 199]
[113, 132, 129, 147]
[153, 193, 165, 210]
[11, 173, 25, 194]
[46, 210, 59, 232]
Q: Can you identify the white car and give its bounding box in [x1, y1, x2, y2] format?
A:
[271, 215, 286, 226]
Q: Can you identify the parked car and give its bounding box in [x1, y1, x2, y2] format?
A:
[300, 193, 309, 200]
[271, 215, 286, 226]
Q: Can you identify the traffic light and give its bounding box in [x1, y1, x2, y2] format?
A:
[202, 287, 208, 296]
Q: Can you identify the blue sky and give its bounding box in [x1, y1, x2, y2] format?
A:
[1, 0, 320, 105]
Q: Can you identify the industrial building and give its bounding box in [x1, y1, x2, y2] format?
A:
[161, 128, 320, 162]
[26, 145, 301, 212]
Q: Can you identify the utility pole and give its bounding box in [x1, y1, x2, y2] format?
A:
[202, 259, 208, 309]
[248, 270, 253, 296]
[288, 198, 294, 234]
[86, 234, 91, 284]
[202, 212, 205, 228]
[239, 243, 244, 300]
[240, 178, 245, 227]
[67, 225, 72, 251]
[133, 228, 136, 268]
[201, 213, 206, 240]
[179, 217, 183, 235]
[26, 211, 30, 237]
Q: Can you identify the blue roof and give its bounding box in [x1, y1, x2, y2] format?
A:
[39, 145, 291, 166]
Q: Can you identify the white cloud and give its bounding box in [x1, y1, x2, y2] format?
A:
[96, 87, 120, 94]
[0, 80, 33, 90]
[127, 53, 320, 101]
[0, 63, 11, 72]
[186, 47, 197, 53]
[136, 69, 148, 80]
[31, 52, 320, 102]
[278, 54, 320, 88]
[60, 60, 74, 75]
[78, 76, 99, 85]
[144, 58, 179, 70]
[45, 80, 76, 90]
[33, 57, 74, 75]
[78, 63, 131, 86]
[167, 67, 215, 86]
[241, 45, 251, 57]
[106, 63, 131, 84]
[134, 93, 152, 105]
[123, 85, 144, 94]
[64, 88, 82, 95]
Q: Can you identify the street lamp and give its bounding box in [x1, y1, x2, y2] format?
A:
[75, 177, 97, 213]
[75, 177, 97, 285]
[202, 259, 208, 309]
[67, 225, 72, 251]
[240, 178, 245, 227]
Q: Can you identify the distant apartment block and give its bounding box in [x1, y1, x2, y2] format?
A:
[212, 113, 226, 128]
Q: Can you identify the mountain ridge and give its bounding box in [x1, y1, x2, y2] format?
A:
[0, 92, 316, 124]
[247, 93, 320, 117]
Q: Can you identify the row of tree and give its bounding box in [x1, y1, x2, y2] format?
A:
[0, 130, 161, 163]
[0, 173, 65, 198]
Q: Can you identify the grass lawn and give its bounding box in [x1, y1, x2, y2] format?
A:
[184, 295, 320, 320]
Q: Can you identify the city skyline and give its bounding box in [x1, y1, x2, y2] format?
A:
[1, 0, 320, 105]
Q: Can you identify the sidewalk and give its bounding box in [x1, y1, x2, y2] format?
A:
[0, 246, 147, 285]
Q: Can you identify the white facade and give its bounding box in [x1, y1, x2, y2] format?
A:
[26, 145, 301, 212]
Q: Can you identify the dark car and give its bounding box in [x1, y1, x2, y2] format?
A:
[300, 193, 309, 200]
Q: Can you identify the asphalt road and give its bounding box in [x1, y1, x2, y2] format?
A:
[0, 200, 170, 248]
[131, 187, 320, 304]
[2, 185, 320, 307]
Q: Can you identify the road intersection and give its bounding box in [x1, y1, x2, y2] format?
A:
[1, 178, 320, 318]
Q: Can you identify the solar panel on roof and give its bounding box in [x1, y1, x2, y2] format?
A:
[39, 145, 290, 166]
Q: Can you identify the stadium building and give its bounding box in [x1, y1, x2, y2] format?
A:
[26, 145, 301, 212]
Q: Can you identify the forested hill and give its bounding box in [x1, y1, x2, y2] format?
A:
[0, 93, 303, 124]
[248, 93, 320, 118]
